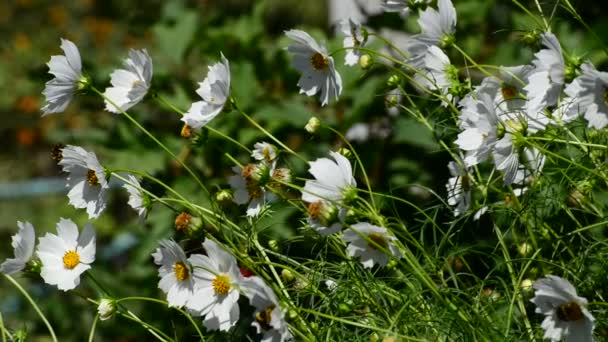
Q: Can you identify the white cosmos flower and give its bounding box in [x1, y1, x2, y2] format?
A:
[382, 0, 431, 17]
[343, 222, 401, 268]
[182, 53, 231, 131]
[104, 49, 152, 113]
[456, 66, 536, 185]
[340, 18, 365, 67]
[123, 174, 148, 219]
[302, 152, 356, 235]
[36, 218, 96, 291]
[228, 164, 276, 217]
[302, 151, 356, 204]
[252, 142, 278, 164]
[152, 240, 195, 308]
[187, 239, 251, 331]
[524, 32, 565, 131]
[414, 45, 457, 105]
[285, 29, 343, 106]
[407, 0, 456, 59]
[58, 145, 109, 219]
[530, 275, 595, 342]
[446, 161, 471, 217]
[1, 221, 36, 275]
[563, 62, 608, 129]
[42, 38, 84, 116]
[243, 276, 293, 342]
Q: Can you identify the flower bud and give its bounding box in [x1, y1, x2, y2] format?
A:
[174, 211, 203, 236]
[281, 269, 295, 283]
[98, 298, 117, 321]
[517, 242, 533, 257]
[387, 75, 400, 88]
[268, 239, 280, 252]
[215, 189, 233, 204]
[305, 116, 321, 134]
[520, 279, 533, 292]
[359, 54, 373, 69]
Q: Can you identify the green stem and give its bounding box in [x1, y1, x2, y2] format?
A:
[156, 95, 251, 153]
[3, 274, 58, 342]
[88, 314, 99, 342]
[92, 87, 209, 195]
[237, 108, 307, 163]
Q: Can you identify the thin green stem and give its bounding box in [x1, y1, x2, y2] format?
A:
[88, 314, 99, 342]
[92, 87, 209, 195]
[237, 108, 307, 163]
[156, 95, 251, 153]
[3, 274, 58, 342]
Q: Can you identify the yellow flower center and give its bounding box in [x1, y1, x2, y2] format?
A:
[263, 147, 272, 162]
[51, 144, 64, 162]
[367, 232, 388, 250]
[501, 84, 518, 100]
[174, 261, 190, 281]
[310, 52, 329, 71]
[460, 175, 471, 192]
[556, 301, 584, 322]
[87, 169, 99, 186]
[246, 180, 263, 200]
[307, 201, 324, 220]
[255, 304, 276, 330]
[212, 274, 231, 295]
[63, 250, 80, 269]
[174, 212, 192, 232]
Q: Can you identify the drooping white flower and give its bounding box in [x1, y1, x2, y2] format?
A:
[41, 38, 84, 116]
[530, 275, 595, 342]
[58, 145, 109, 219]
[382, 0, 431, 17]
[455, 67, 535, 186]
[525, 32, 566, 131]
[340, 18, 366, 67]
[563, 62, 608, 129]
[302, 151, 356, 204]
[302, 152, 356, 235]
[285, 29, 343, 106]
[152, 240, 195, 308]
[446, 161, 471, 216]
[36, 218, 96, 291]
[123, 174, 149, 219]
[182, 53, 231, 131]
[228, 164, 276, 217]
[414, 45, 457, 105]
[187, 239, 250, 331]
[252, 142, 278, 164]
[104, 49, 152, 113]
[342, 222, 401, 269]
[243, 276, 293, 342]
[0, 221, 36, 275]
[407, 0, 456, 58]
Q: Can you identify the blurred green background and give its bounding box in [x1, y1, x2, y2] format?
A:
[1, 0, 608, 340]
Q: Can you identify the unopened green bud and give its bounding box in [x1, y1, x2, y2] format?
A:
[359, 54, 373, 69]
[387, 75, 401, 88]
[517, 242, 533, 257]
[338, 147, 352, 159]
[305, 116, 321, 134]
[369, 333, 380, 342]
[338, 303, 351, 314]
[268, 239, 280, 252]
[520, 30, 541, 48]
[520, 279, 534, 292]
[281, 269, 295, 283]
[287, 309, 299, 322]
[216, 189, 233, 204]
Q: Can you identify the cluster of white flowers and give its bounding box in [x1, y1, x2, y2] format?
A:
[2, 219, 96, 292]
[152, 238, 292, 338]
